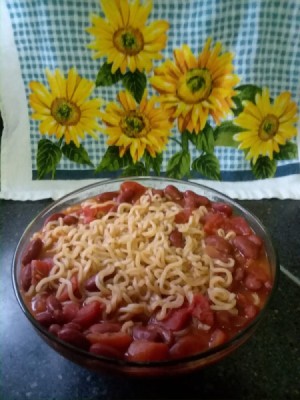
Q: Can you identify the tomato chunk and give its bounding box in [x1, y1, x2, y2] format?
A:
[127, 340, 169, 362]
[158, 306, 191, 331]
[189, 294, 214, 327]
[169, 334, 208, 359]
[86, 332, 132, 352]
[203, 213, 226, 235]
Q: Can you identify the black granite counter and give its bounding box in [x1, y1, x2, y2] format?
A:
[1, 198, 299, 400]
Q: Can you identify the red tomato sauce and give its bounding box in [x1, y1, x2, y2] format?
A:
[20, 182, 273, 363]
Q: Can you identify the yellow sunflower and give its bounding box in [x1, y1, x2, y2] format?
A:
[150, 38, 240, 134]
[233, 88, 298, 164]
[86, 0, 169, 74]
[29, 68, 102, 147]
[100, 90, 172, 162]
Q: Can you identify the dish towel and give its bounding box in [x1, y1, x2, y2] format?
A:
[1, 0, 300, 200]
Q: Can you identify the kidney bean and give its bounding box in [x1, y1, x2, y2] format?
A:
[86, 332, 132, 352]
[209, 329, 227, 348]
[119, 181, 147, 203]
[90, 343, 124, 359]
[20, 263, 32, 291]
[152, 189, 164, 197]
[127, 340, 169, 362]
[204, 235, 233, 255]
[35, 311, 55, 327]
[63, 215, 79, 226]
[244, 273, 263, 291]
[46, 295, 62, 313]
[96, 191, 119, 203]
[31, 293, 48, 313]
[116, 189, 136, 204]
[44, 213, 65, 225]
[84, 275, 98, 291]
[244, 304, 258, 319]
[169, 334, 207, 359]
[174, 209, 193, 224]
[164, 185, 183, 202]
[232, 236, 260, 259]
[147, 325, 173, 345]
[22, 238, 43, 265]
[203, 213, 226, 235]
[184, 190, 210, 207]
[227, 216, 252, 235]
[58, 327, 90, 350]
[247, 234, 263, 248]
[132, 326, 161, 342]
[73, 301, 103, 329]
[204, 245, 230, 263]
[49, 324, 61, 336]
[63, 322, 82, 331]
[31, 259, 53, 284]
[169, 229, 185, 248]
[88, 322, 121, 334]
[211, 202, 233, 217]
[62, 302, 80, 322]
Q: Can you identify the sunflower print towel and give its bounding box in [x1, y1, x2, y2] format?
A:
[0, 0, 299, 200]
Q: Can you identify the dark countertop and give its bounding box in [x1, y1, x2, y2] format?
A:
[1, 198, 300, 400]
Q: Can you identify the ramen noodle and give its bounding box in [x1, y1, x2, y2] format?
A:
[19, 181, 273, 362]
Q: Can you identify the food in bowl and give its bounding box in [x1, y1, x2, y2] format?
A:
[17, 180, 274, 365]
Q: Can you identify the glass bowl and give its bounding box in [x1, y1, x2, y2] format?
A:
[12, 177, 278, 376]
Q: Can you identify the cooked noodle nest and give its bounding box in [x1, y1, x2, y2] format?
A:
[30, 189, 237, 323]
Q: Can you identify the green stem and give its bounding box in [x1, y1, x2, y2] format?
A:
[170, 137, 182, 147]
[181, 131, 189, 152]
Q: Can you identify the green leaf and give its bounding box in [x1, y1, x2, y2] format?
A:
[187, 124, 215, 153]
[36, 139, 62, 179]
[122, 70, 147, 103]
[95, 146, 132, 173]
[95, 62, 122, 87]
[214, 121, 244, 147]
[143, 151, 163, 176]
[274, 141, 298, 161]
[62, 142, 94, 166]
[232, 84, 262, 115]
[192, 153, 221, 180]
[121, 162, 148, 177]
[251, 156, 277, 179]
[166, 150, 190, 179]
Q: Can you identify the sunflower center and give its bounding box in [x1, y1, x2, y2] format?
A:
[120, 111, 148, 138]
[259, 114, 279, 141]
[113, 27, 144, 56]
[177, 68, 212, 104]
[51, 98, 81, 126]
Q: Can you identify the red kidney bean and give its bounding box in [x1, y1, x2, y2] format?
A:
[204, 245, 230, 263]
[164, 185, 183, 202]
[204, 235, 233, 255]
[127, 340, 169, 362]
[169, 229, 185, 248]
[174, 209, 192, 224]
[132, 324, 174, 345]
[49, 324, 61, 336]
[184, 190, 210, 207]
[44, 213, 65, 225]
[247, 234, 263, 248]
[90, 343, 124, 359]
[116, 189, 136, 204]
[232, 236, 260, 259]
[132, 326, 161, 342]
[22, 238, 43, 265]
[35, 311, 55, 327]
[209, 329, 227, 348]
[203, 213, 226, 235]
[227, 216, 252, 235]
[63, 322, 82, 331]
[244, 273, 263, 291]
[169, 334, 207, 359]
[46, 295, 62, 313]
[31, 293, 48, 313]
[58, 327, 90, 350]
[73, 301, 103, 329]
[211, 202, 233, 217]
[20, 263, 32, 291]
[88, 322, 121, 334]
[84, 275, 98, 291]
[62, 302, 80, 322]
[152, 189, 164, 197]
[96, 191, 119, 203]
[244, 304, 258, 319]
[86, 332, 132, 352]
[63, 215, 79, 226]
